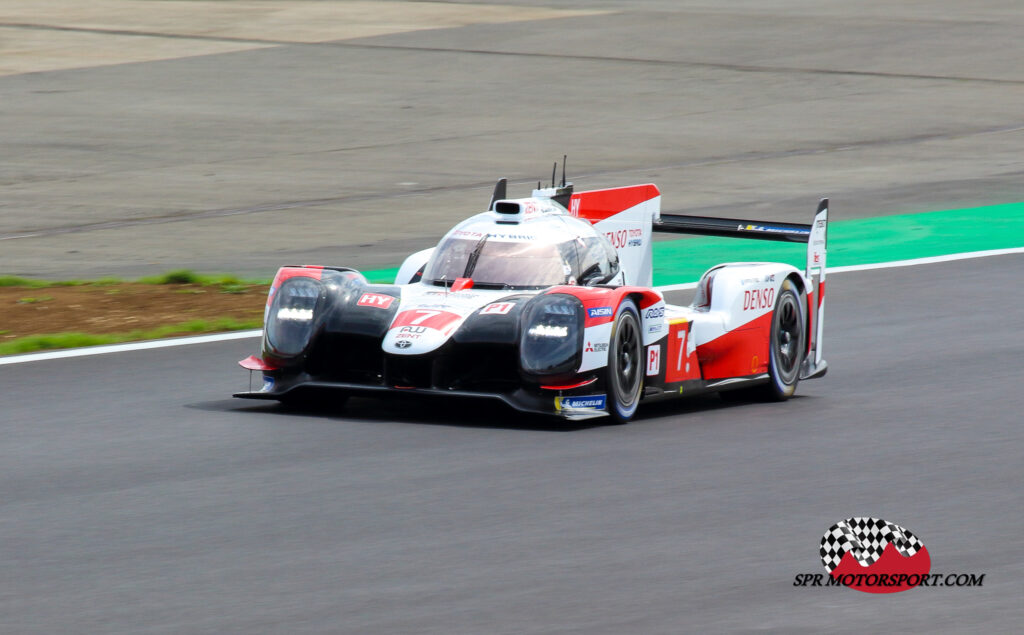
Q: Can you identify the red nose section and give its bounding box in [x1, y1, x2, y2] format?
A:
[238, 355, 279, 371]
[451, 277, 474, 292]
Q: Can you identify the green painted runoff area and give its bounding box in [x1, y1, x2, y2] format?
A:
[362, 202, 1024, 286]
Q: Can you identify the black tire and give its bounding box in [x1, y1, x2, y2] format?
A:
[605, 298, 644, 424]
[762, 279, 805, 401]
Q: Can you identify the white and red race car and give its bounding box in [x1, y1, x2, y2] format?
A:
[236, 173, 828, 423]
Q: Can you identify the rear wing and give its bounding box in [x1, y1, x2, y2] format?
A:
[653, 213, 813, 243]
[655, 200, 829, 378]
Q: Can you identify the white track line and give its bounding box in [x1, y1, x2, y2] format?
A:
[655, 246, 1024, 291]
[826, 246, 1024, 273]
[2, 246, 1022, 366]
[0, 330, 261, 366]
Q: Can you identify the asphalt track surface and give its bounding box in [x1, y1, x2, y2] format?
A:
[2, 255, 1022, 633]
[5, 0, 1024, 278]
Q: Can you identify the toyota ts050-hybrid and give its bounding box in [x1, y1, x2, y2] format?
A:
[235, 171, 828, 423]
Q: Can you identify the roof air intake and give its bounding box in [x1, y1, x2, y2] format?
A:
[494, 201, 521, 215]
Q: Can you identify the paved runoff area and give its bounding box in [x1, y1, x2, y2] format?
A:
[3, 0, 1024, 279]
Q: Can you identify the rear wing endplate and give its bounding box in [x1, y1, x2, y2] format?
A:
[655, 199, 829, 379]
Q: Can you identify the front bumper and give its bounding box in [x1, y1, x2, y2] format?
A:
[233, 375, 610, 421]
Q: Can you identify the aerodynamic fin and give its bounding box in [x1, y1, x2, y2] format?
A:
[488, 178, 507, 211]
[565, 184, 661, 287]
[805, 199, 828, 377]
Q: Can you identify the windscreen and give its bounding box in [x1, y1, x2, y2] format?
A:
[423, 237, 577, 289]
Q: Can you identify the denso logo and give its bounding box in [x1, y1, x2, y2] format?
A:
[605, 228, 642, 249]
[644, 306, 664, 319]
[587, 306, 613, 318]
[357, 293, 395, 309]
[743, 288, 775, 311]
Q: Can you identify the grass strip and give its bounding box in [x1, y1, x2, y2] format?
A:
[135, 269, 269, 287]
[0, 275, 122, 288]
[0, 318, 261, 356]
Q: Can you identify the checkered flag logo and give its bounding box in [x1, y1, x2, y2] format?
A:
[820, 517, 924, 573]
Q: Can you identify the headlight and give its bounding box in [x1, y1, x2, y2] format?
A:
[520, 294, 583, 376]
[266, 277, 322, 356]
[527, 324, 569, 338]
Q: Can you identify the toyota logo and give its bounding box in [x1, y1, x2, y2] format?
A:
[395, 340, 412, 349]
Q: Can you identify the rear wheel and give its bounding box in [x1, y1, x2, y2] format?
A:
[763, 279, 805, 401]
[605, 298, 643, 424]
[718, 279, 805, 403]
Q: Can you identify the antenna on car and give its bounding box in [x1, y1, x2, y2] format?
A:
[535, 155, 573, 209]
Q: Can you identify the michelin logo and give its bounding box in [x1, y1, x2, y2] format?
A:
[587, 306, 614, 318]
[557, 395, 607, 411]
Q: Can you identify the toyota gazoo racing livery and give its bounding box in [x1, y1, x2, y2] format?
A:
[235, 174, 829, 423]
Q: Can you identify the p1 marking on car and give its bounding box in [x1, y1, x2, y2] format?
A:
[236, 161, 828, 424]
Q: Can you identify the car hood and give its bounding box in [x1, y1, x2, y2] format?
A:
[382, 283, 535, 355]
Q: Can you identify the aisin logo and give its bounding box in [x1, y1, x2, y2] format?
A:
[820, 517, 930, 594]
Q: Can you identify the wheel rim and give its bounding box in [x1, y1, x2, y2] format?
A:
[774, 292, 802, 383]
[612, 312, 642, 408]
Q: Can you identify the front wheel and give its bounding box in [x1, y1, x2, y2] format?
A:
[605, 298, 643, 424]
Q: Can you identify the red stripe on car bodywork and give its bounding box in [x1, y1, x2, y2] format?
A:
[390, 309, 463, 334]
[238, 355, 279, 371]
[696, 311, 773, 380]
[568, 184, 660, 225]
[806, 290, 814, 355]
[545, 285, 664, 327]
[665, 319, 701, 383]
[267, 266, 325, 306]
[541, 377, 598, 390]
